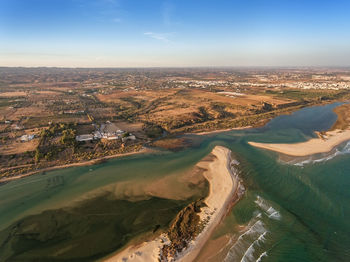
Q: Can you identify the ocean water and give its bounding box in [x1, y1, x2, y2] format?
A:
[0, 102, 349, 261]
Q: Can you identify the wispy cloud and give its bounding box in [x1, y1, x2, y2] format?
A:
[144, 32, 173, 43]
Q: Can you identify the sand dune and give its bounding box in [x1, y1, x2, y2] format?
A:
[176, 146, 243, 262]
[248, 129, 350, 157]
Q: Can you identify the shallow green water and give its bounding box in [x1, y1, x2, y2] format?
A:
[1, 102, 349, 261]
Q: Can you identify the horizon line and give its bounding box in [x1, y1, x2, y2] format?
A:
[1, 65, 350, 70]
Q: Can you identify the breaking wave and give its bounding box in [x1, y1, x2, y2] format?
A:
[224, 196, 280, 262]
[224, 215, 267, 262]
[240, 231, 268, 262]
[289, 140, 350, 166]
[255, 196, 281, 220]
[256, 251, 268, 262]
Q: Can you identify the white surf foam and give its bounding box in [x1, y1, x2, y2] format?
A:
[224, 197, 280, 262]
[240, 231, 268, 262]
[256, 251, 268, 262]
[231, 159, 240, 165]
[291, 140, 350, 166]
[224, 216, 267, 262]
[255, 196, 281, 220]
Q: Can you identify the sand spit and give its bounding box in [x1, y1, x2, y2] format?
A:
[189, 126, 251, 136]
[248, 129, 350, 157]
[103, 146, 244, 262]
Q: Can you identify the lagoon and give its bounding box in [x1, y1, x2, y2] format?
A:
[0, 102, 349, 262]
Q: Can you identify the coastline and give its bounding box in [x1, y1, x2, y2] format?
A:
[248, 129, 350, 157]
[0, 147, 152, 184]
[103, 146, 244, 262]
[176, 146, 244, 262]
[1, 101, 337, 184]
[188, 126, 252, 136]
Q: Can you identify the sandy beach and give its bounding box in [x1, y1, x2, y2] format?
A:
[176, 146, 243, 262]
[248, 129, 350, 157]
[103, 146, 243, 262]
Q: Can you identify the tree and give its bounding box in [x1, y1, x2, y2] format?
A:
[34, 148, 42, 163]
[60, 129, 76, 146]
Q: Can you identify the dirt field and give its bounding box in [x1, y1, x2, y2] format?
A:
[96, 88, 295, 132]
[0, 91, 27, 97]
[190, 89, 293, 106]
[0, 138, 40, 155]
[7, 106, 52, 120]
[33, 90, 62, 95]
[114, 121, 144, 132]
[96, 89, 176, 104]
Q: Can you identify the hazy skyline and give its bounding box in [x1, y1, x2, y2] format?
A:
[1, 0, 350, 67]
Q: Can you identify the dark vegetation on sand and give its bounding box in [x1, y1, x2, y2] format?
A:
[160, 199, 206, 261]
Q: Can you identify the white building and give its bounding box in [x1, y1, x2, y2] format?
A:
[122, 134, 136, 142]
[75, 122, 134, 142]
[93, 131, 102, 139]
[20, 134, 35, 142]
[76, 134, 94, 142]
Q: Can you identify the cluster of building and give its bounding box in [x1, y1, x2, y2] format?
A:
[217, 91, 245, 97]
[258, 81, 350, 90]
[291, 82, 350, 90]
[3, 120, 36, 142]
[165, 79, 231, 89]
[58, 110, 85, 115]
[76, 121, 136, 143]
[165, 77, 350, 91]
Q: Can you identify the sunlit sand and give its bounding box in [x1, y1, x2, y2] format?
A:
[248, 129, 350, 157]
[103, 146, 243, 262]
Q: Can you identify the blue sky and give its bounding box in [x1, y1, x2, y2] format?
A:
[1, 0, 350, 67]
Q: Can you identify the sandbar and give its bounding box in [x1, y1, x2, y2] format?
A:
[248, 129, 350, 157]
[103, 146, 243, 262]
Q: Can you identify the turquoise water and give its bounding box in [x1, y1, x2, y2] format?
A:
[1, 102, 349, 261]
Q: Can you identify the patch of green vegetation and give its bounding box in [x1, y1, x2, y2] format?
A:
[174, 104, 307, 133]
[210, 102, 235, 118]
[35, 123, 77, 162]
[120, 96, 143, 109]
[160, 199, 205, 260]
[143, 123, 164, 138]
[266, 89, 350, 101]
[60, 129, 76, 146]
[0, 98, 18, 107]
[196, 106, 212, 121]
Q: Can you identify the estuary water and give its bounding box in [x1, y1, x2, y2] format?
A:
[1, 102, 349, 262]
